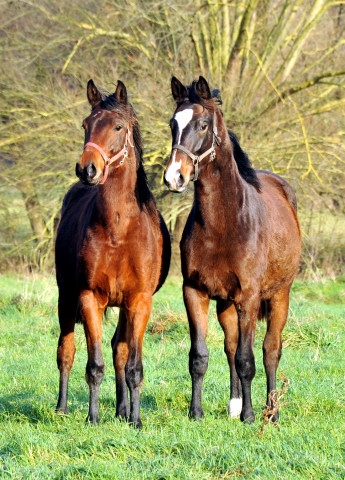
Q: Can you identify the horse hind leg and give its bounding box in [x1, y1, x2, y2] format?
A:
[263, 288, 290, 422]
[235, 294, 259, 423]
[111, 308, 129, 420]
[56, 294, 77, 415]
[217, 301, 242, 418]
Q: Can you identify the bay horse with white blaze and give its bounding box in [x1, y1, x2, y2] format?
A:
[55, 79, 171, 427]
[164, 76, 301, 423]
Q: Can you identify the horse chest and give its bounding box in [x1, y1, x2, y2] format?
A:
[80, 221, 159, 306]
[182, 234, 238, 300]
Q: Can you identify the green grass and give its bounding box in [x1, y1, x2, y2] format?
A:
[0, 273, 344, 479]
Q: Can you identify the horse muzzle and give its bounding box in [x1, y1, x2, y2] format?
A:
[76, 161, 100, 186]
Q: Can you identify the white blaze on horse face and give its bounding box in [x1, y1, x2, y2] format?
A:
[165, 108, 193, 187]
[175, 108, 194, 143]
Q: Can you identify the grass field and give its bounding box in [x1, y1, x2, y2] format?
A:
[0, 273, 344, 479]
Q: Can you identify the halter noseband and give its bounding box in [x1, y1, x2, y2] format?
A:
[83, 128, 134, 185]
[172, 112, 221, 181]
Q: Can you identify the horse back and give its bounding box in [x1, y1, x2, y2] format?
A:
[257, 170, 298, 212]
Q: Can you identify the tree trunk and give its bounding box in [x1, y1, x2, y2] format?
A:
[17, 176, 47, 244]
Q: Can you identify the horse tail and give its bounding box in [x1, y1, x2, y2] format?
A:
[258, 300, 269, 320]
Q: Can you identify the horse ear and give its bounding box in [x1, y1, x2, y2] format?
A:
[87, 79, 101, 108]
[114, 80, 128, 104]
[171, 76, 187, 103]
[196, 76, 211, 100]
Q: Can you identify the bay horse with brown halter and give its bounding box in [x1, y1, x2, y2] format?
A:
[164, 76, 301, 423]
[55, 79, 171, 427]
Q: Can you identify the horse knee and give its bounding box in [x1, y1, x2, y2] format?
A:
[189, 346, 209, 377]
[85, 359, 105, 386]
[125, 360, 143, 390]
[235, 348, 255, 381]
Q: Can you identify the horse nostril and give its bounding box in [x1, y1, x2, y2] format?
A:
[86, 163, 97, 179]
[76, 163, 83, 179]
[176, 170, 185, 188]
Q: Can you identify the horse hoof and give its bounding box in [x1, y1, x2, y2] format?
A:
[116, 405, 129, 420]
[266, 410, 279, 423]
[189, 407, 204, 419]
[129, 417, 143, 429]
[240, 410, 255, 424]
[86, 414, 100, 425]
[116, 412, 129, 422]
[55, 406, 68, 415]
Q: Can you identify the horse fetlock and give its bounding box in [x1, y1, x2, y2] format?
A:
[227, 397, 242, 418]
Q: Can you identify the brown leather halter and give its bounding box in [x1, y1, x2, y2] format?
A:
[84, 128, 134, 184]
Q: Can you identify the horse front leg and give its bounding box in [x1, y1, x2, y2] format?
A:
[235, 294, 259, 423]
[79, 290, 105, 424]
[217, 300, 242, 418]
[56, 293, 76, 414]
[125, 293, 152, 428]
[183, 283, 210, 419]
[111, 308, 129, 420]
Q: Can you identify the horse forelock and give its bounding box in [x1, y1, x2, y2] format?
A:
[179, 81, 222, 112]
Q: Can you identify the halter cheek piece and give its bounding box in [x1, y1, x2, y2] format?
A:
[83, 128, 134, 185]
[172, 112, 221, 181]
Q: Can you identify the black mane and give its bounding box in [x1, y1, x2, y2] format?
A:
[228, 131, 261, 191]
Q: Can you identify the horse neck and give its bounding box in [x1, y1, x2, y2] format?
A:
[96, 150, 140, 229]
[194, 120, 248, 228]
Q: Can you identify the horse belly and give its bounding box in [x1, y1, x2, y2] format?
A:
[261, 227, 301, 299]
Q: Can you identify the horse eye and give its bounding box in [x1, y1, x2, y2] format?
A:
[114, 125, 122, 131]
[200, 123, 208, 131]
[81, 123, 85, 130]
